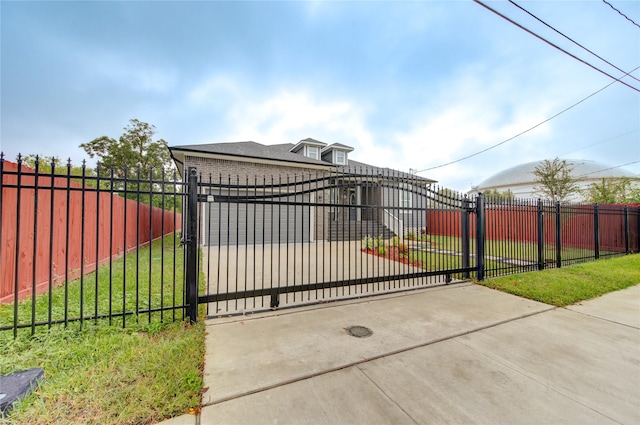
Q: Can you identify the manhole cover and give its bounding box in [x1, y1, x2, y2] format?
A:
[345, 325, 373, 338]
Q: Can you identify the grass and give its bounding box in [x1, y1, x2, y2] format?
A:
[0, 235, 206, 424]
[478, 253, 640, 306]
[1, 235, 186, 331]
[425, 234, 614, 261]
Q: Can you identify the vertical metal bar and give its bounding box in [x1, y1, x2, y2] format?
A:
[79, 162, 87, 328]
[261, 175, 266, 308]
[253, 175, 257, 308]
[172, 171, 178, 321]
[293, 173, 297, 302]
[48, 157, 56, 327]
[461, 196, 470, 279]
[148, 168, 154, 322]
[537, 199, 544, 270]
[109, 167, 114, 325]
[234, 175, 240, 311]
[94, 164, 101, 323]
[243, 175, 249, 310]
[216, 174, 222, 313]
[185, 167, 199, 323]
[160, 168, 166, 321]
[122, 166, 128, 328]
[64, 158, 71, 328]
[593, 204, 600, 260]
[555, 202, 562, 269]
[624, 206, 630, 255]
[475, 193, 486, 281]
[226, 174, 231, 311]
[30, 157, 40, 334]
[13, 155, 24, 337]
[205, 173, 213, 316]
[135, 167, 141, 319]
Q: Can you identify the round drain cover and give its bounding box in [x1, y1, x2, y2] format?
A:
[346, 325, 373, 338]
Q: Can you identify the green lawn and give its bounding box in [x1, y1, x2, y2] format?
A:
[0, 235, 205, 424]
[477, 253, 640, 306]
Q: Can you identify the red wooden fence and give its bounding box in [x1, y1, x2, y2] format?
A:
[1, 161, 182, 303]
[427, 203, 639, 253]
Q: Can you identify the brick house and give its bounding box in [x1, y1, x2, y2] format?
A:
[169, 138, 435, 245]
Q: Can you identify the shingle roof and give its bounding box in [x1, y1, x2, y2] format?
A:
[170, 141, 329, 166]
[169, 141, 436, 183]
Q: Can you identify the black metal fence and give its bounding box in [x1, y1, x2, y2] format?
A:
[0, 155, 186, 337]
[188, 167, 640, 318]
[2, 157, 639, 335]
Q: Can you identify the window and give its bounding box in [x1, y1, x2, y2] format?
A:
[400, 189, 411, 209]
[306, 146, 319, 159]
[334, 150, 346, 165]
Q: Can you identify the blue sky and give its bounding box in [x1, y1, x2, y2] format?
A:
[1, 0, 639, 191]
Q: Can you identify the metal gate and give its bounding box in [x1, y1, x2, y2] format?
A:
[180, 167, 640, 322]
[182, 167, 479, 320]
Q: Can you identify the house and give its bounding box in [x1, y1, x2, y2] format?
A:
[169, 138, 436, 245]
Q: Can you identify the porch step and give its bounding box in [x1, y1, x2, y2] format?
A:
[328, 220, 395, 242]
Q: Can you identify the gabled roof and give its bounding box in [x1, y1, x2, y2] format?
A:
[169, 140, 436, 184]
[289, 138, 328, 154]
[170, 141, 330, 168]
[321, 142, 354, 153]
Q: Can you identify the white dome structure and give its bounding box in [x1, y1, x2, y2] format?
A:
[469, 159, 639, 201]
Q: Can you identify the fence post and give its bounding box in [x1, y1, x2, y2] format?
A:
[185, 167, 199, 324]
[555, 202, 562, 268]
[637, 206, 640, 254]
[593, 204, 600, 260]
[475, 194, 486, 281]
[461, 196, 470, 279]
[623, 206, 630, 255]
[537, 199, 544, 270]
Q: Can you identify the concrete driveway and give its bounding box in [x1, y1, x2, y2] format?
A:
[194, 283, 640, 425]
[199, 241, 447, 316]
[160, 282, 640, 424]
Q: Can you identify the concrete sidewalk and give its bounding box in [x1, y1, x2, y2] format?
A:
[162, 283, 640, 425]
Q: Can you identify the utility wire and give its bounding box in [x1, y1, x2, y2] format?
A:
[556, 129, 639, 158]
[602, 0, 640, 29]
[509, 0, 640, 82]
[472, 0, 640, 93]
[574, 160, 640, 179]
[415, 66, 640, 174]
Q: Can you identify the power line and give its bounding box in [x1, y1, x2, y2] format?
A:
[509, 0, 640, 83]
[602, 0, 640, 29]
[472, 0, 640, 93]
[574, 160, 640, 179]
[556, 129, 640, 158]
[414, 65, 640, 174]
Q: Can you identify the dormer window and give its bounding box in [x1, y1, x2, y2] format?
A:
[321, 143, 354, 165]
[306, 146, 319, 160]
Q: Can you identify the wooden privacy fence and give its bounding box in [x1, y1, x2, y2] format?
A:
[0, 160, 182, 303]
[427, 199, 640, 255]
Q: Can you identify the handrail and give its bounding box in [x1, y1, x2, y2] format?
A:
[383, 209, 403, 240]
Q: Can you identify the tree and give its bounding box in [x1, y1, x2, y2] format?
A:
[582, 177, 640, 204]
[533, 158, 578, 203]
[80, 119, 179, 209]
[484, 188, 515, 202]
[81, 119, 173, 179]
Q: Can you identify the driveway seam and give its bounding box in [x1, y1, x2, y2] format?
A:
[355, 364, 420, 425]
[452, 329, 627, 425]
[201, 305, 555, 407]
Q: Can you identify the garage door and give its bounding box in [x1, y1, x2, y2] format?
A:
[204, 191, 311, 245]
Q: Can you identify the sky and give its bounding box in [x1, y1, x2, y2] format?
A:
[1, 0, 639, 192]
